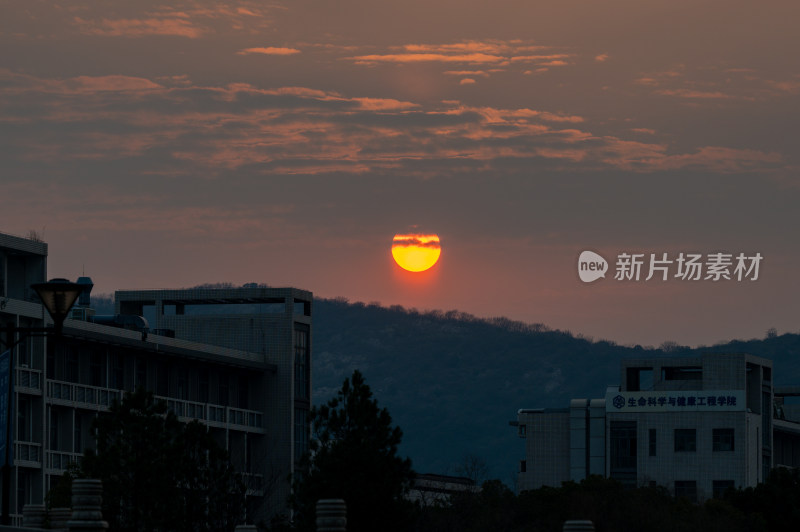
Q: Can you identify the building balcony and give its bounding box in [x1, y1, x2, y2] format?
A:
[46, 380, 123, 410]
[14, 441, 42, 468]
[45, 450, 82, 474]
[15, 367, 42, 394]
[45, 380, 265, 433]
[159, 396, 264, 433]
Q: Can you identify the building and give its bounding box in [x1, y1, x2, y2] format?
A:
[0, 230, 311, 524]
[114, 286, 312, 519]
[407, 474, 478, 507]
[512, 353, 800, 501]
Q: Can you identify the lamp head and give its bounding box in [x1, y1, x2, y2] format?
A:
[32, 278, 82, 334]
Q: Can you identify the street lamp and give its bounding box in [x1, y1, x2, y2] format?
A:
[31, 278, 83, 334]
[0, 278, 82, 524]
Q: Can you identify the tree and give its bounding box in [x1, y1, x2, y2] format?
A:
[291, 370, 414, 532]
[79, 389, 245, 531]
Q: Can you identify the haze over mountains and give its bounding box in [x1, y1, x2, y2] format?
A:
[93, 292, 800, 483]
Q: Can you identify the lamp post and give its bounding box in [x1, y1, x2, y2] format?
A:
[0, 278, 82, 525]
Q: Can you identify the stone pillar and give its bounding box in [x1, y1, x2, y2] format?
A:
[316, 499, 346, 532]
[67, 478, 108, 531]
[563, 520, 595, 531]
[22, 503, 46, 528]
[49, 507, 72, 531]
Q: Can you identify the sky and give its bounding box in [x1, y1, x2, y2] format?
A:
[2, 0, 799, 347]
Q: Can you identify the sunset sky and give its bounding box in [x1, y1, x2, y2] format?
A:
[2, 0, 799, 347]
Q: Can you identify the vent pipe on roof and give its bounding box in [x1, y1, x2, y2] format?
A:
[76, 276, 94, 307]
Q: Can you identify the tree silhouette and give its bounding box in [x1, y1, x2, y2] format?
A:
[291, 370, 414, 532]
[80, 389, 245, 531]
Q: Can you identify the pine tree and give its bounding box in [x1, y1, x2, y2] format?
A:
[291, 370, 414, 532]
[79, 389, 245, 531]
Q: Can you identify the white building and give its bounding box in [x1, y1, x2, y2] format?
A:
[512, 353, 800, 501]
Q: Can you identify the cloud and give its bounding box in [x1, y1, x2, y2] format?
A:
[443, 70, 490, 77]
[238, 47, 301, 56]
[347, 40, 571, 70]
[769, 80, 800, 94]
[352, 98, 419, 111]
[538, 60, 569, 67]
[0, 70, 784, 179]
[392, 234, 441, 248]
[601, 140, 781, 173]
[595, 54, 609, 62]
[73, 16, 204, 38]
[656, 89, 737, 99]
[69, 3, 276, 39]
[459, 78, 476, 85]
[351, 53, 505, 64]
[509, 54, 570, 63]
[68, 75, 164, 93]
[0, 70, 164, 95]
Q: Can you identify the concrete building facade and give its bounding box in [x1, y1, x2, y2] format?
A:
[0, 231, 311, 524]
[114, 286, 312, 519]
[514, 353, 788, 501]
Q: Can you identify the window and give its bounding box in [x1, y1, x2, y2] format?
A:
[74, 414, 82, 453]
[518, 424, 527, 438]
[662, 366, 702, 381]
[176, 365, 188, 400]
[649, 428, 657, 457]
[66, 349, 79, 383]
[674, 480, 697, 502]
[112, 354, 125, 390]
[713, 480, 734, 498]
[156, 361, 168, 396]
[520, 460, 527, 473]
[135, 357, 147, 389]
[46, 346, 55, 379]
[17, 398, 31, 441]
[50, 409, 60, 451]
[627, 367, 653, 391]
[198, 368, 209, 403]
[610, 421, 637, 487]
[713, 428, 735, 452]
[89, 352, 103, 387]
[674, 429, 696, 452]
[294, 325, 310, 400]
[218, 373, 229, 406]
[238, 375, 249, 409]
[294, 408, 309, 462]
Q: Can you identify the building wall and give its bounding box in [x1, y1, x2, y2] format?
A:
[515, 353, 782, 501]
[2, 231, 311, 525]
[1, 232, 49, 525]
[605, 411, 754, 498]
[115, 288, 313, 520]
[516, 409, 570, 492]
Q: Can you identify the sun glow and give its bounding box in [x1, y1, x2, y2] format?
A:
[391, 234, 441, 272]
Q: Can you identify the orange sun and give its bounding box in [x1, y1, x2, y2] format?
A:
[391, 234, 441, 272]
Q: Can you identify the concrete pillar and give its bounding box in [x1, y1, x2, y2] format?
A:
[22, 503, 46, 528]
[67, 478, 108, 531]
[316, 499, 346, 532]
[49, 507, 72, 531]
[563, 520, 595, 531]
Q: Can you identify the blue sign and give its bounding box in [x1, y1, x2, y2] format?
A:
[0, 349, 10, 467]
[605, 389, 746, 412]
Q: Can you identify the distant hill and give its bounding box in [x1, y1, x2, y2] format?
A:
[312, 298, 800, 482]
[91, 292, 800, 483]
